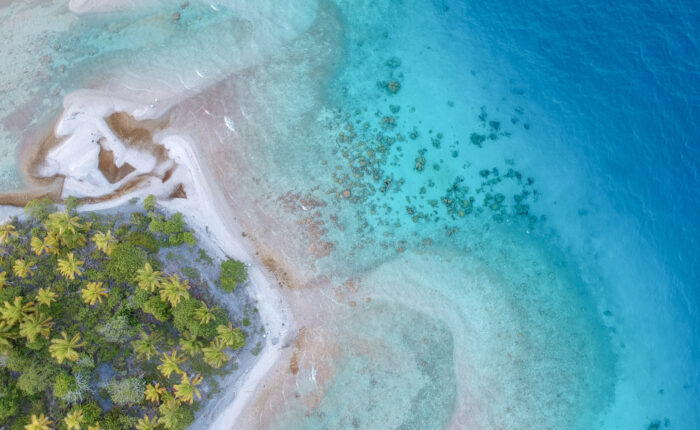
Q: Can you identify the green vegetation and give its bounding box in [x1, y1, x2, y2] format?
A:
[0, 198, 249, 429]
[219, 259, 246, 292]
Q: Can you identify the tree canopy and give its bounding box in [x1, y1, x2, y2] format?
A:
[0, 200, 253, 429]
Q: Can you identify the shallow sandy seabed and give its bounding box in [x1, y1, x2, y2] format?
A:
[0, 1, 624, 428]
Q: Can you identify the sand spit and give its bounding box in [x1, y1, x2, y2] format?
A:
[1, 89, 294, 430]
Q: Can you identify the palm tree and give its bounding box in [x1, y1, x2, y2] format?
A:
[1, 296, 36, 326]
[49, 331, 84, 364]
[92, 230, 116, 256]
[57, 252, 83, 280]
[158, 397, 183, 430]
[0, 321, 17, 351]
[19, 312, 53, 343]
[64, 409, 84, 430]
[30, 236, 49, 256]
[132, 331, 159, 361]
[25, 413, 53, 430]
[12, 259, 34, 279]
[216, 323, 246, 349]
[158, 350, 186, 378]
[44, 232, 60, 255]
[135, 414, 159, 430]
[88, 423, 102, 430]
[46, 211, 82, 236]
[45, 211, 86, 250]
[0, 271, 8, 290]
[0, 222, 18, 245]
[174, 373, 203, 404]
[159, 274, 190, 307]
[82, 281, 108, 305]
[202, 338, 230, 369]
[193, 302, 216, 325]
[144, 383, 167, 403]
[36, 287, 57, 307]
[179, 332, 203, 357]
[63, 230, 87, 249]
[135, 263, 161, 292]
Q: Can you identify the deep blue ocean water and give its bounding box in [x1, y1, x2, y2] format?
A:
[0, 0, 698, 428]
[458, 1, 700, 425]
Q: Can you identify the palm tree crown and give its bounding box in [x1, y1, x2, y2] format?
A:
[1, 297, 36, 326]
[64, 409, 84, 430]
[202, 338, 230, 369]
[57, 252, 83, 280]
[46, 211, 81, 236]
[216, 323, 246, 350]
[132, 331, 159, 361]
[158, 350, 186, 378]
[0, 271, 8, 290]
[136, 414, 159, 430]
[36, 288, 57, 307]
[0, 321, 17, 351]
[193, 302, 216, 325]
[19, 312, 53, 343]
[0, 222, 19, 245]
[43, 232, 60, 255]
[158, 274, 190, 307]
[13, 259, 34, 279]
[158, 397, 183, 430]
[49, 331, 85, 364]
[174, 373, 203, 404]
[179, 332, 203, 357]
[92, 230, 116, 256]
[82, 281, 108, 305]
[30, 236, 49, 256]
[25, 413, 53, 430]
[136, 263, 161, 292]
[144, 383, 167, 403]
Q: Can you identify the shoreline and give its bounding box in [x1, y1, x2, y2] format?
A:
[151, 134, 294, 429]
[0, 89, 294, 430]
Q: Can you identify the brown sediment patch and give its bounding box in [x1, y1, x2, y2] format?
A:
[297, 214, 335, 259]
[162, 165, 177, 183]
[0, 117, 68, 207]
[0, 108, 181, 207]
[97, 138, 136, 183]
[261, 255, 294, 289]
[278, 191, 326, 213]
[277, 191, 335, 259]
[21, 119, 65, 181]
[105, 112, 164, 146]
[169, 183, 187, 199]
[295, 326, 307, 349]
[289, 351, 300, 375]
[332, 278, 361, 304]
[0, 176, 65, 207]
[105, 112, 170, 163]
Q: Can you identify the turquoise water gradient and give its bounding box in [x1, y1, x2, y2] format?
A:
[0, 1, 698, 429]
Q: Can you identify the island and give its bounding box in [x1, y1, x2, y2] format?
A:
[0, 196, 259, 430]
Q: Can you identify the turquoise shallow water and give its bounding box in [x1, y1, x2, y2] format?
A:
[0, 1, 698, 429]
